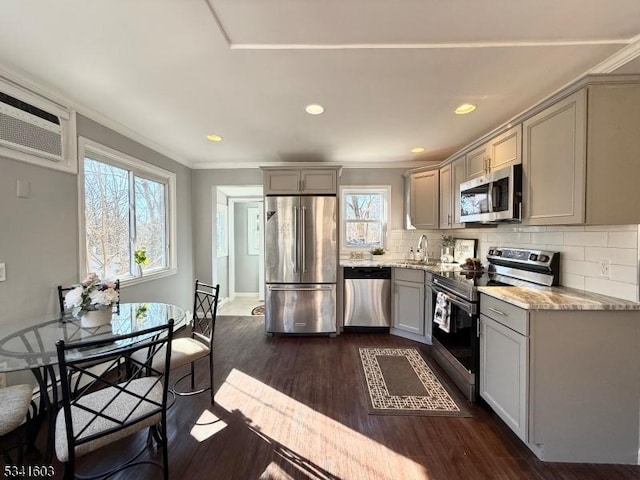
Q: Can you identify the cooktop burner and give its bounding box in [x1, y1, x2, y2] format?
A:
[431, 247, 560, 302]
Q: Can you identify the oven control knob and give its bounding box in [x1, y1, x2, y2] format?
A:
[529, 254, 538, 261]
[539, 254, 549, 263]
[495, 250, 502, 256]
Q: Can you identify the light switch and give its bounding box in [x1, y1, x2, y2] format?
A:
[17, 180, 31, 198]
[0, 263, 5, 282]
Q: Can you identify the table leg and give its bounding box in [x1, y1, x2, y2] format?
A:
[30, 364, 58, 462]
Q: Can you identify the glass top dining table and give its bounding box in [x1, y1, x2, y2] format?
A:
[0, 302, 186, 373]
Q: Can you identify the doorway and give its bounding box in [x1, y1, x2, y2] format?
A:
[215, 186, 264, 314]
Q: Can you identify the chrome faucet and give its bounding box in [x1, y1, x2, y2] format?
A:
[417, 234, 429, 263]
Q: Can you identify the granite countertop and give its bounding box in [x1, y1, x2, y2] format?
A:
[340, 259, 461, 273]
[340, 259, 640, 311]
[477, 285, 640, 311]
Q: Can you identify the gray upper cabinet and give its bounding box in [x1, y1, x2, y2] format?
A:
[440, 156, 465, 229]
[489, 125, 522, 171]
[438, 163, 452, 229]
[523, 90, 586, 225]
[409, 169, 439, 229]
[263, 168, 338, 195]
[466, 125, 522, 180]
[465, 142, 489, 180]
[523, 82, 640, 225]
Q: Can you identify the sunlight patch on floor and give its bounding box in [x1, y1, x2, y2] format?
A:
[258, 461, 295, 480]
[216, 368, 429, 480]
[190, 409, 227, 442]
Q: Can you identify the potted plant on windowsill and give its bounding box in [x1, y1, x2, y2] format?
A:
[134, 246, 149, 276]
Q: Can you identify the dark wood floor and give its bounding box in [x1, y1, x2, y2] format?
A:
[12, 316, 640, 479]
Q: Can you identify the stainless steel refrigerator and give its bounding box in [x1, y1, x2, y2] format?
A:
[264, 195, 337, 334]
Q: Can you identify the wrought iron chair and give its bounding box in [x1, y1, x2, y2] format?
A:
[169, 280, 219, 404]
[0, 384, 35, 464]
[136, 280, 219, 404]
[55, 320, 174, 480]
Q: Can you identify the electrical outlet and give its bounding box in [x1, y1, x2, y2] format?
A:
[597, 258, 610, 279]
[0, 263, 5, 282]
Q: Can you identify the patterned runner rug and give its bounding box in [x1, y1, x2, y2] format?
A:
[358, 347, 471, 417]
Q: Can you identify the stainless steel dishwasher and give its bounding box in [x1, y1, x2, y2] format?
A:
[343, 267, 391, 329]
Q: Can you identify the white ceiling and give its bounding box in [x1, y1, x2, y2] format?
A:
[1, 0, 640, 169]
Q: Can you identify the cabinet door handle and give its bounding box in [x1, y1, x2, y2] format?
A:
[448, 213, 451, 225]
[486, 157, 491, 173]
[488, 307, 506, 316]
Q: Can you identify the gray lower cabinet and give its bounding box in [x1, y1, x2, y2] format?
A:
[392, 268, 425, 335]
[479, 292, 640, 464]
[480, 313, 528, 441]
[423, 278, 433, 343]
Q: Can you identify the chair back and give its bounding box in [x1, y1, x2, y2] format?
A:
[55, 320, 173, 464]
[58, 279, 120, 319]
[191, 280, 220, 348]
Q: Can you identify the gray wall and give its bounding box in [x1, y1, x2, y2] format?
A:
[0, 157, 79, 324]
[340, 167, 406, 230]
[0, 114, 194, 325]
[192, 169, 264, 288]
[234, 202, 260, 293]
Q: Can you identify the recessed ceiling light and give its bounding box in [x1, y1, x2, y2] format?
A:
[410, 147, 425, 153]
[206, 133, 223, 142]
[455, 104, 477, 115]
[305, 104, 325, 115]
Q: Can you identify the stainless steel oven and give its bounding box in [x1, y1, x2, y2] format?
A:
[428, 247, 559, 402]
[430, 279, 479, 401]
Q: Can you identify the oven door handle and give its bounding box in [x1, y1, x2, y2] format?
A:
[432, 284, 476, 315]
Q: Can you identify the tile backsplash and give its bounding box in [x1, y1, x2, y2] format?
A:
[384, 224, 639, 302]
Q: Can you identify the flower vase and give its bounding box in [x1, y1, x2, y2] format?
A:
[440, 246, 454, 263]
[81, 308, 113, 327]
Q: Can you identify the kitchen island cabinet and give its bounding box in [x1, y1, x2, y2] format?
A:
[479, 289, 640, 464]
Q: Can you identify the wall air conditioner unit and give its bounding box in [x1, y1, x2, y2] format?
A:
[0, 76, 77, 173]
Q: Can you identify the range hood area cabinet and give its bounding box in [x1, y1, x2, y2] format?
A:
[404, 169, 439, 229]
[523, 82, 640, 225]
[466, 125, 522, 180]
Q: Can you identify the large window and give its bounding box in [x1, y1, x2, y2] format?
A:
[79, 138, 176, 282]
[341, 186, 390, 249]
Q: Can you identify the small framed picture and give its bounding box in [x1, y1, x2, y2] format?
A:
[453, 238, 477, 264]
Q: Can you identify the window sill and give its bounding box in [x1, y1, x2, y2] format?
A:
[119, 267, 177, 288]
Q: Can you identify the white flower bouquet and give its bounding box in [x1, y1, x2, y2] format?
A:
[64, 273, 119, 317]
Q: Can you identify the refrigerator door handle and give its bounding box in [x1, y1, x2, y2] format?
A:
[293, 206, 299, 273]
[268, 285, 333, 291]
[301, 206, 307, 273]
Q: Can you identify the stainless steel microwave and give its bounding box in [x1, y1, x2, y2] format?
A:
[459, 164, 522, 223]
